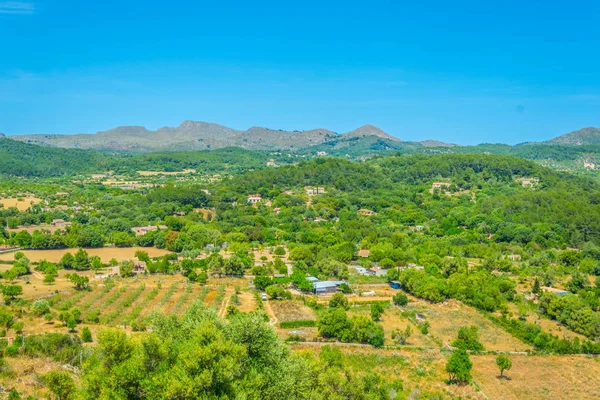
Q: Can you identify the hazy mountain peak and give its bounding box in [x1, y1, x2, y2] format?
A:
[343, 125, 401, 141]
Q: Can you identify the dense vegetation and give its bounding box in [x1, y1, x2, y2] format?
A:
[1, 148, 600, 397]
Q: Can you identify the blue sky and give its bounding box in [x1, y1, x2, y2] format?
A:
[1, 0, 599, 144]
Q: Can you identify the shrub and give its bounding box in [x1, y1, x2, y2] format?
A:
[452, 326, 484, 351]
[329, 293, 349, 310]
[279, 320, 316, 328]
[392, 292, 408, 306]
[81, 327, 92, 343]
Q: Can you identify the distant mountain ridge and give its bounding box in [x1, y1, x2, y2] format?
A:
[9, 121, 444, 153]
[546, 127, 600, 145]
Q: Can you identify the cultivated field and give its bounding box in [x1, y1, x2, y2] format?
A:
[0, 247, 171, 263]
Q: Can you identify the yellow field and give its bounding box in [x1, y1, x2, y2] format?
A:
[472, 355, 600, 399]
[0, 197, 42, 211]
[0, 247, 171, 263]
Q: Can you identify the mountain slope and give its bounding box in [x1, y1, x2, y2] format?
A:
[547, 127, 600, 145]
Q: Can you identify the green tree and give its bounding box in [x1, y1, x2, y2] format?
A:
[329, 293, 349, 309]
[495, 354, 512, 378]
[452, 326, 484, 351]
[59, 252, 75, 269]
[82, 327, 93, 342]
[65, 273, 89, 290]
[392, 292, 408, 306]
[119, 260, 134, 277]
[446, 349, 472, 384]
[73, 249, 91, 271]
[370, 302, 385, 322]
[67, 317, 77, 332]
[2, 285, 23, 302]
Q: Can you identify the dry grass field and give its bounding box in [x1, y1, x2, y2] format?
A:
[270, 300, 316, 322]
[0, 196, 42, 211]
[472, 355, 600, 399]
[404, 300, 532, 352]
[0, 247, 171, 263]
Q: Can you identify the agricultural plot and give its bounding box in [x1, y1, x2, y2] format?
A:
[0, 196, 41, 211]
[0, 247, 171, 263]
[472, 355, 600, 400]
[403, 299, 532, 352]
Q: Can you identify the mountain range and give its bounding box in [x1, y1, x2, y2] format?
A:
[5, 123, 600, 153]
[9, 122, 450, 153]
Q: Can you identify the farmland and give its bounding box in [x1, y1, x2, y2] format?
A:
[0, 247, 171, 263]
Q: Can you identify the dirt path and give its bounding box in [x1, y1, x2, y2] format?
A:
[218, 295, 230, 318]
[263, 300, 278, 326]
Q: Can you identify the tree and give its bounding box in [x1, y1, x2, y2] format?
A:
[73, 248, 91, 271]
[532, 277, 541, 294]
[82, 326, 93, 342]
[392, 292, 408, 306]
[65, 273, 89, 290]
[370, 302, 385, 322]
[452, 326, 484, 351]
[329, 293, 349, 310]
[113, 232, 134, 247]
[495, 354, 512, 378]
[67, 317, 77, 332]
[44, 271, 56, 285]
[44, 371, 76, 400]
[446, 349, 472, 384]
[265, 285, 291, 300]
[2, 285, 23, 302]
[59, 252, 75, 269]
[119, 260, 134, 277]
[225, 254, 245, 276]
[274, 246, 286, 256]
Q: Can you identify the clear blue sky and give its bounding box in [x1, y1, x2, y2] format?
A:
[1, 0, 599, 144]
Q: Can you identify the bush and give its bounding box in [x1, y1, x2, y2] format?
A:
[451, 326, 484, 351]
[81, 327, 92, 342]
[392, 292, 408, 306]
[31, 300, 50, 316]
[371, 302, 385, 321]
[329, 293, 349, 310]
